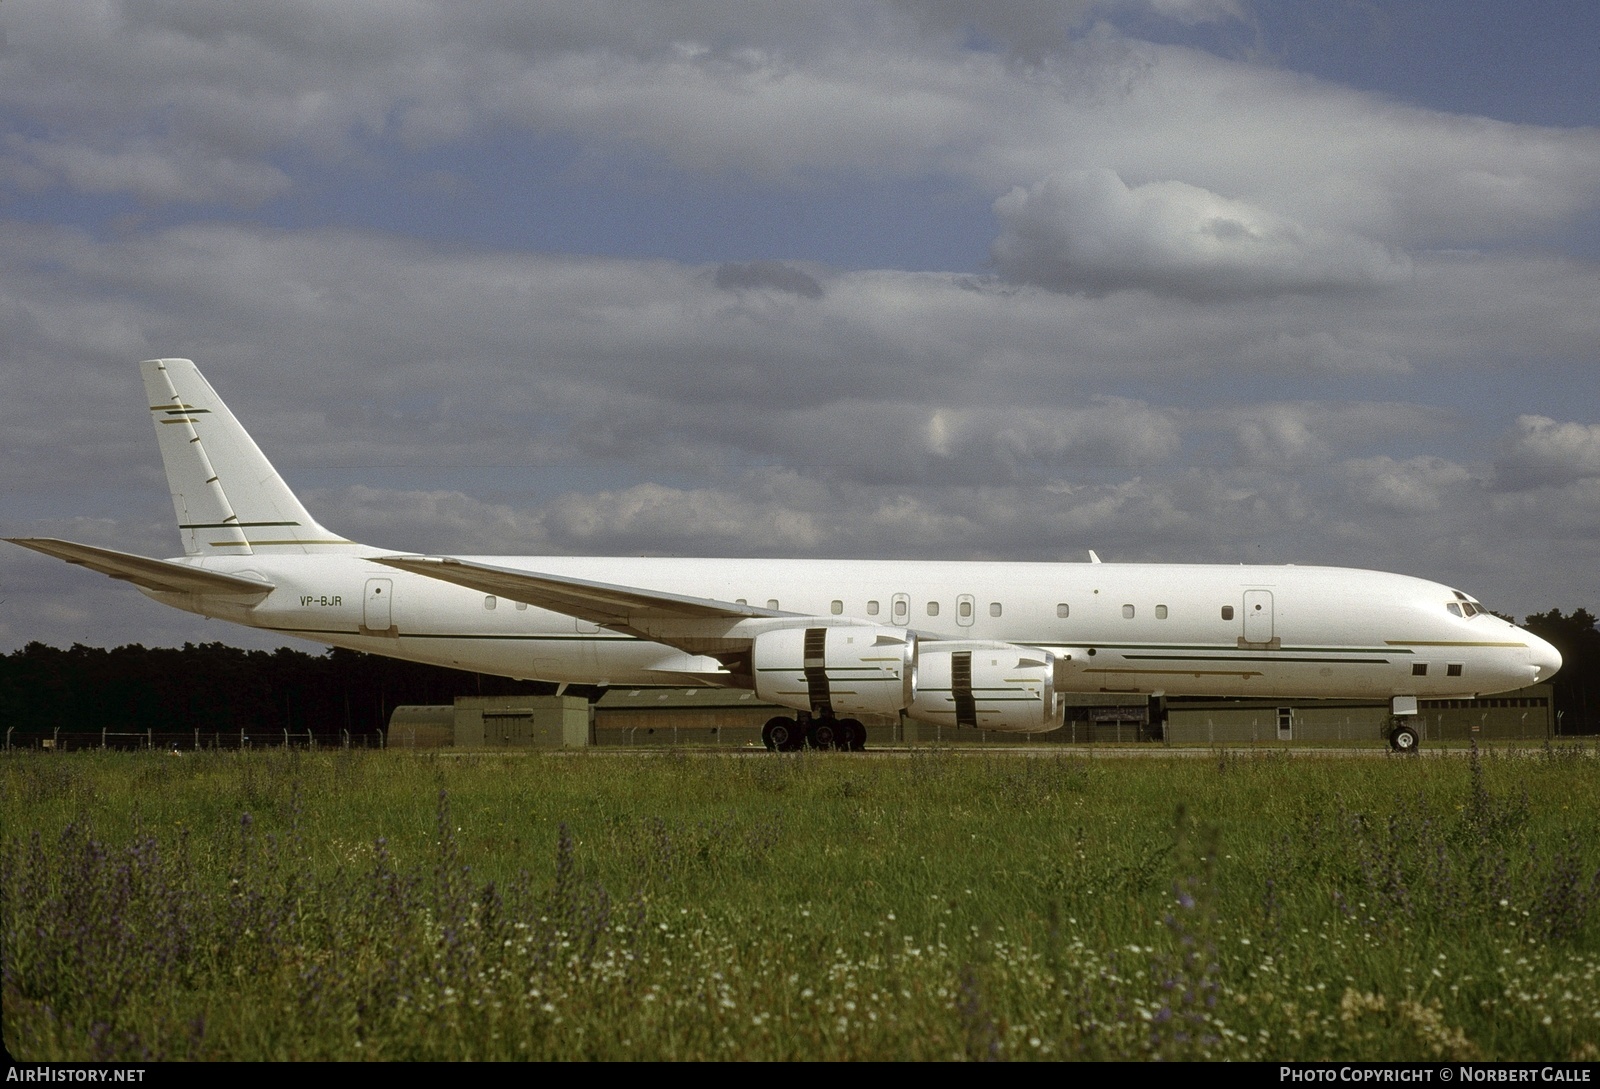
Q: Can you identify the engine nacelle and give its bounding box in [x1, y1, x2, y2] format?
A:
[909, 642, 1061, 733]
[752, 625, 916, 718]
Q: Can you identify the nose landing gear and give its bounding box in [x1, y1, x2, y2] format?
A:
[1387, 720, 1420, 753]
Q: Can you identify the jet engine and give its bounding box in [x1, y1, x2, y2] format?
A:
[752, 625, 916, 717]
[908, 642, 1061, 733]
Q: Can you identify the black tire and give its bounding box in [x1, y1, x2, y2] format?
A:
[1388, 723, 1420, 753]
[808, 719, 840, 750]
[763, 716, 800, 752]
[839, 718, 866, 752]
[780, 722, 808, 751]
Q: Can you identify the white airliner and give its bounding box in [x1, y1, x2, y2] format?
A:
[9, 359, 1562, 752]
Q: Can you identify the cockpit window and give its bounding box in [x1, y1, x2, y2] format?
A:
[1447, 603, 1463, 617]
[1449, 591, 1481, 618]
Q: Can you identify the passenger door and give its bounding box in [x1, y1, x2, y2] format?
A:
[1243, 590, 1274, 645]
[363, 578, 395, 636]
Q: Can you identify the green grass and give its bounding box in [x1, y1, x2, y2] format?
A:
[3, 744, 1598, 1060]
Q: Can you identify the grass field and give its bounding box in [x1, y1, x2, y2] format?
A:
[3, 744, 1598, 1061]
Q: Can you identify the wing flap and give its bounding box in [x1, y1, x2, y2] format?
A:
[6, 538, 275, 596]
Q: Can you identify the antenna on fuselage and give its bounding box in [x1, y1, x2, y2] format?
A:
[1088, 550, 1102, 564]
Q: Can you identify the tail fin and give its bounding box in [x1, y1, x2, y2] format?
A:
[141, 358, 354, 556]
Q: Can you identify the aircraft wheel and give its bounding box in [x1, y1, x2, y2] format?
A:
[839, 718, 866, 752]
[808, 719, 841, 750]
[780, 721, 808, 751]
[1388, 723, 1420, 753]
[763, 716, 801, 752]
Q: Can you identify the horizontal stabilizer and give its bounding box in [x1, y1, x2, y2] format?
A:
[376, 556, 785, 629]
[5, 538, 275, 596]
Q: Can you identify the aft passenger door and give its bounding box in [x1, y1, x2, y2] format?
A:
[363, 578, 396, 637]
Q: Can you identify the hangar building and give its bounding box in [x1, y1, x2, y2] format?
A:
[387, 685, 1554, 748]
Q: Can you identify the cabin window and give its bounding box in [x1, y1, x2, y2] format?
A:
[484, 595, 497, 610]
[515, 601, 527, 611]
[830, 600, 843, 615]
[1122, 604, 1135, 619]
[1056, 603, 1069, 618]
[767, 599, 779, 610]
[1221, 605, 1235, 621]
[927, 601, 940, 616]
[736, 598, 747, 605]
[989, 602, 1002, 617]
[894, 599, 908, 619]
[1412, 663, 1428, 676]
[1447, 663, 1463, 677]
[1155, 604, 1168, 619]
[867, 600, 880, 616]
[959, 600, 973, 619]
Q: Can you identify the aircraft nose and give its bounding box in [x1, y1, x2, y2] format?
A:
[1527, 632, 1563, 684]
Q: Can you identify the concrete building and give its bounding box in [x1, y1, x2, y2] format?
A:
[1157, 685, 1553, 744]
[387, 695, 590, 749]
[387, 705, 455, 749]
[388, 684, 1555, 748]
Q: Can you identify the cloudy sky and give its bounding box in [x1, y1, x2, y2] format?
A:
[3, 0, 1598, 653]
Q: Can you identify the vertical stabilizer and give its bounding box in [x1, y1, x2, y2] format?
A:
[141, 359, 351, 555]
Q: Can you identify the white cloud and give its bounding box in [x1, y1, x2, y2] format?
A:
[1233, 331, 1410, 376]
[1338, 455, 1475, 515]
[920, 400, 1179, 469]
[8, 137, 291, 205]
[3, 0, 1597, 251]
[1494, 416, 1600, 489]
[1227, 405, 1323, 465]
[991, 169, 1411, 298]
[1211, 402, 1452, 466]
[1, 219, 1594, 507]
[1487, 476, 1600, 535]
[1143, 0, 1242, 24]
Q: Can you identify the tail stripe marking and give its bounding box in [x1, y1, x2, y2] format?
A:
[179, 520, 299, 529]
[146, 362, 248, 555]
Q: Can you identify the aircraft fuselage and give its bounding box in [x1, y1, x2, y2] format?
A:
[147, 552, 1554, 702]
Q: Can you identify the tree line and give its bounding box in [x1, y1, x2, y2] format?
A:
[0, 642, 570, 739]
[1522, 608, 1600, 734]
[2, 607, 1596, 737]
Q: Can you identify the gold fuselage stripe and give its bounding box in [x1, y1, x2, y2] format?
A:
[1385, 640, 1526, 648]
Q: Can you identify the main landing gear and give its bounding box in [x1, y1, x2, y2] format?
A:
[761, 714, 867, 752]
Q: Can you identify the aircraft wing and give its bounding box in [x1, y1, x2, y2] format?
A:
[377, 557, 971, 689]
[6, 538, 276, 596]
[375, 555, 791, 633]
